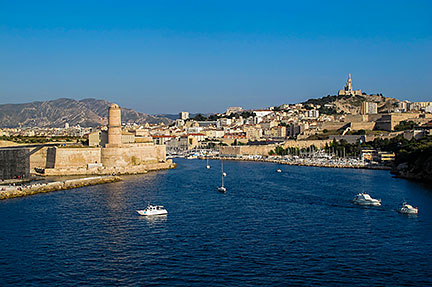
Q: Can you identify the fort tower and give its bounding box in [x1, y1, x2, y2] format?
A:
[107, 103, 122, 146]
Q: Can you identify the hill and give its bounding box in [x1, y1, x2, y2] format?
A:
[302, 93, 400, 115]
[0, 98, 172, 128]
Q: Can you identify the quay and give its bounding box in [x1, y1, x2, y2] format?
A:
[205, 156, 391, 170]
[0, 175, 122, 200]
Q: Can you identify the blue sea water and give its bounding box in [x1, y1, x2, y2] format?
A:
[1, 158, 432, 286]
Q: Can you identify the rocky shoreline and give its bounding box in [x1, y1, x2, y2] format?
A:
[391, 158, 432, 183]
[0, 175, 122, 200]
[0, 161, 177, 200]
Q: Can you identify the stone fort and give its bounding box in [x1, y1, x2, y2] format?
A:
[35, 104, 173, 176]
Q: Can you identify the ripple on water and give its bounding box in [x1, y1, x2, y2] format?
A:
[0, 158, 432, 286]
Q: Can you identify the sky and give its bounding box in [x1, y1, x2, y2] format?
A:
[0, 1, 431, 114]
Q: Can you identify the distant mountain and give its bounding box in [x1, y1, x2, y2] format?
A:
[157, 114, 181, 121]
[0, 98, 172, 128]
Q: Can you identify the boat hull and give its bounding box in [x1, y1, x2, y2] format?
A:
[218, 187, 226, 193]
[353, 200, 381, 206]
[136, 210, 168, 216]
[398, 208, 418, 214]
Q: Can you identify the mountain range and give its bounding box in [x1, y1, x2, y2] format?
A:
[0, 98, 172, 128]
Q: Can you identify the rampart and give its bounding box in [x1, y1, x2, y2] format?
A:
[101, 143, 166, 167]
[0, 148, 30, 179]
[47, 147, 101, 168]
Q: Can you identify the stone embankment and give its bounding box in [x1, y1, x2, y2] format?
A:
[0, 175, 122, 200]
[42, 161, 176, 176]
[208, 156, 390, 170]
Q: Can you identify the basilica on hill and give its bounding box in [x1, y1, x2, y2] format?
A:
[338, 73, 362, 96]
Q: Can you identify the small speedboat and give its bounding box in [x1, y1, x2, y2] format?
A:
[352, 193, 381, 206]
[276, 169, 282, 173]
[137, 204, 168, 216]
[398, 202, 418, 214]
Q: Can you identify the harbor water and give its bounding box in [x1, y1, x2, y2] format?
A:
[1, 158, 432, 286]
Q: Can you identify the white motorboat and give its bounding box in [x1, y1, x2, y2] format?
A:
[206, 156, 211, 169]
[352, 193, 381, 206]
[398, 202, 418, 214]
[218, 160, 227, 193]
[136, 204, 168, 216]
[276, 169, 282, 173]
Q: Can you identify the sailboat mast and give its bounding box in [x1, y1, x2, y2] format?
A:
[221, 160, 224, 187]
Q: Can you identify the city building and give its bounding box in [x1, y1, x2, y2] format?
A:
[179, 112, 189, 120]
[361, 102, 378, 115]
[226, 107, 243, 115]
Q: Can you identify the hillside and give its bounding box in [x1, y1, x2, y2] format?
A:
[0, 98, 172, 128]
[303, 94, 400, 115]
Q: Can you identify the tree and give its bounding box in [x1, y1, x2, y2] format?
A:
[193, 114, 207, 121]
[394, 121, 418, 131]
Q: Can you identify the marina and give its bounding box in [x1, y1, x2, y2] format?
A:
[167, 148, 392, 171]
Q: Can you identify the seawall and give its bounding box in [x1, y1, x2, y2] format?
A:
[0, 175, 122, 200]
[42, 161, 176, 176]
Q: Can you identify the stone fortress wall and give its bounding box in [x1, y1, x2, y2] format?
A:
[101, 143, 166, 167]
[0, 148, 30, 179]
[48, 147, 101, 169]
[31, 103, 173, 176]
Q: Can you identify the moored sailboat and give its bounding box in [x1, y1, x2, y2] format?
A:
[218, 160, 227, 193]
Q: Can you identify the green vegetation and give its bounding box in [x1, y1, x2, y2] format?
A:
[0, 135, 81, 144]
[348, 129, 366, 135]
[318, 105, 340, 115]
[268, 136, 432, 164]
[269, 145, 318, 156]
[192, 111, 256, 121]
[303, 94, 343, 106]
[324, 139, 362, 157]
[192, 113, 207, 121]
[232, 139, 247, 146]
[394, 120, 418, 131]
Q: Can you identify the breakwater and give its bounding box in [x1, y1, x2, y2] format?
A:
[0, 175, 122, 200]
[207, 156, 390, 170]
[42, 161, 176, 176]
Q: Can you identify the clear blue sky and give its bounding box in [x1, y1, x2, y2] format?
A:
[1, 0, 431, 114]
